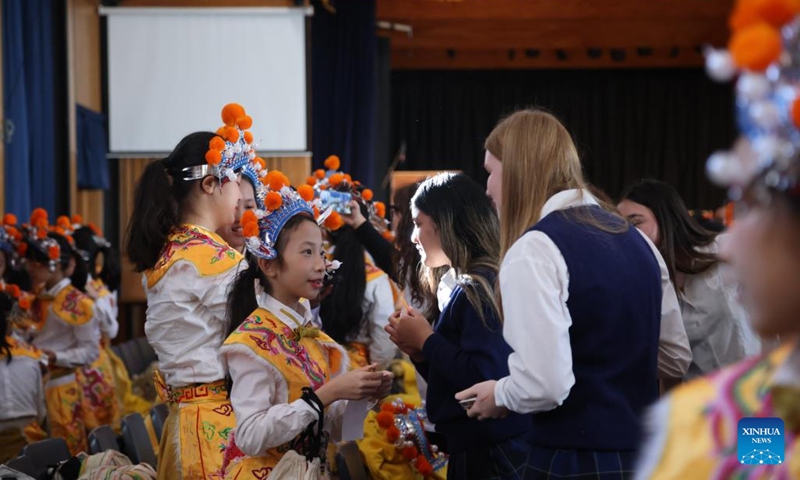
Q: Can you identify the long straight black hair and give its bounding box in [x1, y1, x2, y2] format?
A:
[412, 173, 502, 326]
[125, 131, 217, 272]
[319, 224, 367, 344]
[621, 179, 719, 284]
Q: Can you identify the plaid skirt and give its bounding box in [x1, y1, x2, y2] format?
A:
[524, 446, 637, 479]
[446, 437, 530, 480]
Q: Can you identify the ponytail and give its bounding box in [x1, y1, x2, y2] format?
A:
[125, 131, 217, 272]
[70, 250, 89, 293]
[125, 161, 176, 272]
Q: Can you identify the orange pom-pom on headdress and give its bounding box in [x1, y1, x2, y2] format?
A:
[729, 0, 800, 30]
[297, 185, 315, 202]
[314, 169, 326, 179]
[36, 229, 47, 240]
[255, 157, 267, 171]
[209, 136, 226, 151]
[266, 191, 283, 211]
[205, 150, 223, 166]
[329, 173, 345, 187]
[224, 127, 240, 143]
[57, 216, 71, 230]
[16, 243, 27, 256]
[48, 245, 60, 260]
[267, 171, 285, 192]
[361, 189, 374, 201]
[221, 103, 246, 127]
[386, 426, 400, 443]
[237, 115, 253, 130]
[30, 208, 48, 225]
[376, 410, 395, 429]
[374, 201, 386, 219]
[241, 210, 260, 238]
[324, 210, 344, 230]
[306, 176, 317, 186]
[729, 22, 782, 71]
[416, 456, 434, 476]
[3, 214, 17, 226]
[71, 214, 83, 225]
[324, 155, 341, 171]
[402, 446, 419, 461]
[244, 131, 254, 144]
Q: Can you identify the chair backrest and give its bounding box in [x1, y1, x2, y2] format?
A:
[121, 413, 157, 469]
[150, 403, 169, 442]
[21, 438, 71, 480]
[335, 441, 369, 480]
[4, 454, 36, 477]
[89, 425, 121, 454]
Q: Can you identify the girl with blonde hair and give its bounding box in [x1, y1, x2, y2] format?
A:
[458, 109, 689, 478]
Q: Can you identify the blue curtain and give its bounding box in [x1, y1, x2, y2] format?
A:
[2, 0, 57, 217]
[311, 0, 378, 187]
[76, 105, 110, 189]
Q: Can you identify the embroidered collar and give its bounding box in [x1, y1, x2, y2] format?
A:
[255, 284, 319, 340]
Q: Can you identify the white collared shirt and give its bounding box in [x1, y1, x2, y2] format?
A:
[680, 238, 760, 379]
[31, 278, 100, 368]
[221, 292, 348, 457]
[143, 259, 238, 387]
[494, 189, 691, 413]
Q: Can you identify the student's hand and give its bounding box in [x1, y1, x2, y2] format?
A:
[373, 370, 394, 401]
[386, 307, 434, 353]
[456, 380, 510, 421]
[316, 364, 387, 405]
[341, 200, 367, 229]
[41, 349, 57, 365]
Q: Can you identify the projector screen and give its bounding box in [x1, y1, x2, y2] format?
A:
[104, 7, 308, 154]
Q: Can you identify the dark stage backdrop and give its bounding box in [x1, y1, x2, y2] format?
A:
[390, 68, 736, 209]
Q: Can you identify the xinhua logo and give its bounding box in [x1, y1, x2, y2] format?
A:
[737, 417, 785, 465]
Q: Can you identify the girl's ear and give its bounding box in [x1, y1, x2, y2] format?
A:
[200, 176, 218, 195]
[258, 257, 278, 278]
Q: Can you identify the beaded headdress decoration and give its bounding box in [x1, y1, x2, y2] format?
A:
[23, 208, 61, 272]
[181, 103, 258, 184]
[704, 0, 800, 203]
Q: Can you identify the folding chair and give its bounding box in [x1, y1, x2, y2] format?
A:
[4, 454, 36, 477]
[21, 438, 70, 480]
[335, 441, 369, 480]
[88, 425, 121, 454]
[121, 413, 157, 469]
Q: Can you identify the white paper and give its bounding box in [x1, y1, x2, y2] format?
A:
[341, 400, 369, 441]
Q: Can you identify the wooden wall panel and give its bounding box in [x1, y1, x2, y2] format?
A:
[118, 158, 153, 304]
[69, 0, 105, 228]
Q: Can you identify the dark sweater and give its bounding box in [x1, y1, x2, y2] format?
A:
[413, 275, 531, 454]
[353, 222, 396, 282]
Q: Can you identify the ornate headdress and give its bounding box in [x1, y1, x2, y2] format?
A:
[305, 155, 392, 239]
[0, 282, 33, 326]
[376, 399, 447, 478]
[22, 208, 62, 272]
[0, 214, 22, 255]
[704, 0, 800, 203]
[181, 103, 258, 184]
[240, 170, 317, 260]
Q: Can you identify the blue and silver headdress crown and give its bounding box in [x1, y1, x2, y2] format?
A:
[704, 2, 800, 201]
[240, 171, 317, 260]
[182, 103, 258, 184]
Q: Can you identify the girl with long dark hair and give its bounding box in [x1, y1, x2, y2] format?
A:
[386, 173, 531, 479]
[619, 179, 760, 378]
[220, 177, 392, 477]
[123, 104, 253, 479]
